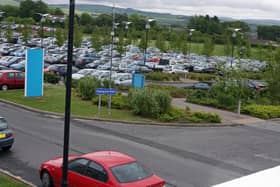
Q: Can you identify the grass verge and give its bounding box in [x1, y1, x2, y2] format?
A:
[0, 85, 152, 123]
[0, 173, 29, 187]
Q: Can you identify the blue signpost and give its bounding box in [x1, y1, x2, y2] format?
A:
[132, 74, 145, 88]
[25, 48, 44, 97]
[96, 88, 117, 114]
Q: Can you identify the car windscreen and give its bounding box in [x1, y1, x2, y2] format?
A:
[0, 118, 8, 130]
[111, 162, 153, 183]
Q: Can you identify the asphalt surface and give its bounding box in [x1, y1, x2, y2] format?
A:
[0, 102, 280, 187]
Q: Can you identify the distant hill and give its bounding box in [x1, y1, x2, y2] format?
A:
[50, 4, 189, 27]
[0, 0, 19, 6]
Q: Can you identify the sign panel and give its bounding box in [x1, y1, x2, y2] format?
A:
[96, 88, 117, 95]
[25, 48, 44, 97]
[132, 74, 145, 88]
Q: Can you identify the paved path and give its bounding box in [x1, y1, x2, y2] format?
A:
[172, 98, 264, 125]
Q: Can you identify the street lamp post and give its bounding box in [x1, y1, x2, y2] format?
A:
[188, 29, 195, 64]
[231, 31, 236, 68]
[61, 0, 75, 186]
[143, 19, 154, 66]
[0, 12, 5, 41]
[36, 13, 49, 48]
[124, 21, 131, 57]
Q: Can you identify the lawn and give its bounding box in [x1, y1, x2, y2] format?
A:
[0, 85, 152, 123]
[0, 174, 29, 187]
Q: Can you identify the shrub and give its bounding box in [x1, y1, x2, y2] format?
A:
[242, 105, 280, 119]
[78, 77, 101, 100]
[102, 79, 116, 88]
[191, 112, 221, 123]
[129, 88, 171, 118]
[145, 72, 180, 81]
[158, 107, 185, 122]
[92, 93, 130, 110]
[129, 89, 160, 118]
[44, 73, 60, 84]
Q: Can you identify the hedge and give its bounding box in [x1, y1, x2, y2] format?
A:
[44, 73, 60, 84]
[242, 104, 280, 119]
[145, 72, 180, 81]
[92, 93, 130, 110]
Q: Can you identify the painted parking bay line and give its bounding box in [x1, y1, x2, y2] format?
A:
[212, 165, 280, 187]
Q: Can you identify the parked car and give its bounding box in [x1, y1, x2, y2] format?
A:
[193, 82, 212, 90]
[246, 80, 267, 91]
[39, 151, 165, 187]
[0, 70, 25, 90]
[45, 64, 79, 77]
[0, 117, 14, 151]
[113, 73, 132, 86]
[163, 64, 188, 74]
[72, 69, 96, 80]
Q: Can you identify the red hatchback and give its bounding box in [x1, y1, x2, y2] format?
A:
[39, 151, 166, 187]
[0, 70, 25, 91]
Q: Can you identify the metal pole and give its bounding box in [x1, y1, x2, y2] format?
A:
[108, 0, 115, 116]
[41, 20, 44, 48]
[189, 35, 192, 64]
[231, 36, 234, 68]
[144, 28, 149, 66]
[61, 0, 75, 186]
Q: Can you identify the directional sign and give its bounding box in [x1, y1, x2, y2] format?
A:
[96, 88, 117, 95]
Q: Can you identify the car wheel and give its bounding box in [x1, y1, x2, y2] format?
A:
[41, 171, 54, 187]
[1, 85, 8, 91]
[2, 146, 12, 151]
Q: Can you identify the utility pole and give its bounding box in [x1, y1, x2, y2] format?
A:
[61, 0, 75, 186]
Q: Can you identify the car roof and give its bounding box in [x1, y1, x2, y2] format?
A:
[0, 70, 21, 73]
[82, 151, 136, 168]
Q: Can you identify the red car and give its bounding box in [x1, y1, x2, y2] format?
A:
[0, 70, 25, 91]
[39, 151, 166, 187]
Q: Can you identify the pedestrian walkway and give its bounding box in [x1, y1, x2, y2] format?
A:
[172, 98, 264, 125]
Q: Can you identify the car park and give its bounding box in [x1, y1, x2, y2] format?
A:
[72, 69, 97, 80]
[0, 117, 14, 151]
[39, 151, 166, 187]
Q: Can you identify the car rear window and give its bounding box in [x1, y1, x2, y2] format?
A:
[111, 162, 153, 183]
[0, 118, 8, 130]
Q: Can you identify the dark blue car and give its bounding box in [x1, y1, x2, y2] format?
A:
[0, 117, 14, 151]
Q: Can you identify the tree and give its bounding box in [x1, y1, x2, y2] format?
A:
[138, 32, 146, 49]
[155, 33, 166, 52]
[5, 25, 13, 43]
[55, 28, 65, 46]
[91, 33, 102, 51]
[22, 24, 31, 44]
[80, 13, 93, 26]
[266, 48, 280, 104]
[74, 22, 83, 48]
[224, 35, 231, 56]
[202, 36, 214, 57]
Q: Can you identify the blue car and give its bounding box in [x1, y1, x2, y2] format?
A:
[0, 117, 14, 151]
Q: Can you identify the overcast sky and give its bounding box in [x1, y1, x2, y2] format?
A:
[45, 0, 280, 20]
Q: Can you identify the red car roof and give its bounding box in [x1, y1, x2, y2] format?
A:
[82, 151, 136, 168]
[0, 70, 21, 73]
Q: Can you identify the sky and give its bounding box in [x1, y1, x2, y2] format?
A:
[45, 0, 280, 20]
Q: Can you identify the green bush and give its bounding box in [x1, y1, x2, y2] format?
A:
[129, 88, 171, 118]
[158, 107, 185, 122]
[78, 77, 101, 100]
[242, 105, 280, 119]
[92, 93, 130, 110]
[102, 79, 116, 88]
[145, 72, 180, 81]
[191, 112, 221, 123]
[44, 73, 60, 84]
